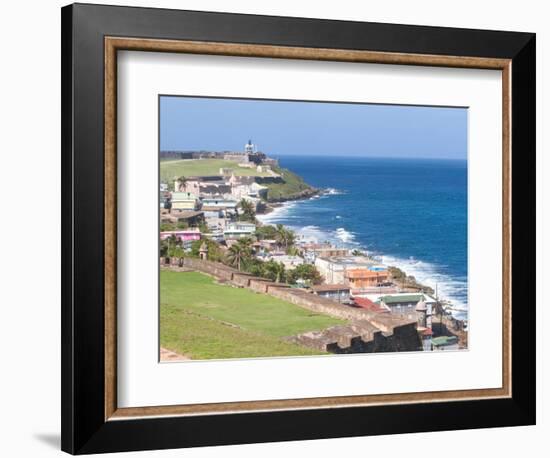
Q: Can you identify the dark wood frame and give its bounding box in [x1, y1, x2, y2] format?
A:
[62, 3, 536, 454]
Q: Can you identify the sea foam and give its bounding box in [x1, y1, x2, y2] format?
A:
[260, 197, 468, 320]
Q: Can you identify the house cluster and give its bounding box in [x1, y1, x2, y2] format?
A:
[294, 242, 458, 351]
[160, 141, 283, 244]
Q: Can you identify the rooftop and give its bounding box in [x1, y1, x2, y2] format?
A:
[346, 269, 388, 279]
[353, 297, 389, 313]
[432, 335, 459, 346]
[172, 192, 198, 200]
[317, 255, 375, 267]
[170, 210, 204, 219]
[311, 284, 351, 292]
[379, 294, 424, 305]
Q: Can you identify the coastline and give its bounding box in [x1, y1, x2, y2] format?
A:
[257, 190, 468, 321]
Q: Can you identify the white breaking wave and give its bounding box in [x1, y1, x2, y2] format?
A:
[325, 187, 345, 195]
[335, 227, 356, 244]
[379, 253, 468, 319]
[256, 201, 298, 224]
[257, 197, 468, 319]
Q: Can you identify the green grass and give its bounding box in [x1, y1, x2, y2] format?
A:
[160, 159, 270, 182]
[160, 270, 345, 359]
[264, 166, 316, 201]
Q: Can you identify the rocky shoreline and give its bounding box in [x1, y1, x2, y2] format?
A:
[256, 185, 465, 323]
[265, 186, 320, 204]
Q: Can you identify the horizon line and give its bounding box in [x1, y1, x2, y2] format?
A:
[159, 150, 467, 161]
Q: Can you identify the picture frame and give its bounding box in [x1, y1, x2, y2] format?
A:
[61, 3, 536, 454]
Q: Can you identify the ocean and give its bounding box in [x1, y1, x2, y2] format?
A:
[258, 155, 468, 319]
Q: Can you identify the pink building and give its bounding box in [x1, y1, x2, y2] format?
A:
[160, 229, 201, 242]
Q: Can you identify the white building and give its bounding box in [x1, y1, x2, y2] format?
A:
[223, 222, 256, 240]
[244, 139, 256, 154]
[314, 255, 376, 284]
[262, 254, 305, 270]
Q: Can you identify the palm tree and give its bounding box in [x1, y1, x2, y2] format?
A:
[275, 224, 296, 251]
[238, 198, 256, 222]
[175, 176, 187, 191]
[226, 237, 253, 271]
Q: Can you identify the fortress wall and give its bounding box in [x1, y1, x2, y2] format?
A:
[174, 258, 421, 351]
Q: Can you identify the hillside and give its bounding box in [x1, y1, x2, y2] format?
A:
[160, 158, 318, 202]
[264, 166, 318, 202]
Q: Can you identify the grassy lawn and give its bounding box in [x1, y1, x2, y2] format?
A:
[160, 270, 345, 359]
[264, 166, 315, 201]
[160, 159, 269, 182]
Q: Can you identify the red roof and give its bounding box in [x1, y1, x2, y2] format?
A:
[353, 297, 389, 313]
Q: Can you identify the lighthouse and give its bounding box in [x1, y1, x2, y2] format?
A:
[244, 139, 255, 154]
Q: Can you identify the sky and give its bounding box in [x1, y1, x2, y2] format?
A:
[160, 96, 467, 159]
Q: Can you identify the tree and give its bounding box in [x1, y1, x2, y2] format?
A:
[160, 234, 182, 257]
[262, 260, 286, 283]
[226, 237, 254, 271]
[238, 199, 256, 223]
[169, 245, 185, 261]
[175, 176, 187, 191]
[246, 259, 266, 277]
[275, 224, 296, 251]
[160, 222, 177, 232]
[255, 224, 278, 240]
[287, 263, 323, 285]
[286, 245, 300, 256]
[188, 238, 224, 262]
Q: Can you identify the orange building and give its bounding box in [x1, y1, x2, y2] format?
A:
[345, 269, 389, 288]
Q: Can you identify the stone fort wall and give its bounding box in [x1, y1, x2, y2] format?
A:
[175, 257, 421, 352]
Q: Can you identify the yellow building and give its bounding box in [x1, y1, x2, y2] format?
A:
[171, 192, 199, 211]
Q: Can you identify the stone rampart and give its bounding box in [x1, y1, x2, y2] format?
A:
[175, 258, 421, 352]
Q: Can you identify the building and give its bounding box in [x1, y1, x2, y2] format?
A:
[231, 182, 268, 200]
[431, 335, 459, 351]
[262, 254, 305, 270]
[224, 152, 248, 162]
[311, 284, 351, 304]
[159, 192, 171, 209]
[244, 139, 256, 155]
[160, 229, 201, 242]
[262, 157, 278, 167]
[183, 179, 232, 197]
[419, 328, 434, 351]
[378, 293, 435, 324]
[314, 255, 376, 284]
[353, 297, 389, 313]
[223, 222, 256, 240]
[302, 246, 350, 263]
[200, 197, 238, 213]
[171, 192, 199, 211]
[160, 210, 204, 227]
[219, 168, 234, 176]
[345, 268, 389, 289]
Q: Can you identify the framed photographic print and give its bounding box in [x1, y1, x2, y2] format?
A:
[61, 3, 536, 454]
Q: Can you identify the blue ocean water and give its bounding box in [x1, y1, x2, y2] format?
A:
[260, 156, 468, 315]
